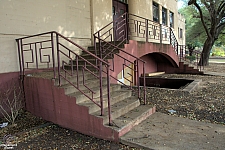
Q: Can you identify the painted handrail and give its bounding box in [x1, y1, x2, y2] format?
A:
[94, 12, 147, 106]
[16, 31, 111, 123]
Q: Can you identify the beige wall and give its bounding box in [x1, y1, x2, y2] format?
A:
[128, 0, 185, 44]
[0, 0, 185, 74]
[0, 0, 91, 73]
[91, 0, 113, 36]
[129, 0, 152, 20]
[178, 13, 186, 45]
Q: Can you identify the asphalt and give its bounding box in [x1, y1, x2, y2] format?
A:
[120, 71, 225, 150]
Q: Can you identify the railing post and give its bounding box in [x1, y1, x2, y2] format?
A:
[143, 62, 146, 105]
[125, 13, 129, 43]
[160, 24, 162, 45]
[16, 39, 22, 77]
[56, 33, 61, 86]
[99, 60, 104, 116]
[51, 32, 56, 79]
[136, 59, 140, 98]
[170, 28, 172, 45]
[145, 19, 149, 42]
[20, 39, 25, 76]
[106, 65, 112, 126]
[98, 32, 102, 59]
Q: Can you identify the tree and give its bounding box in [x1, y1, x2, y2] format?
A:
[187, 0, 225, 66]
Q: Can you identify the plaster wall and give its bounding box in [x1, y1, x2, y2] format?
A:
[128, 0, 184, 44]
[91, 0, 113, 40]
[0, 0, 91, 74]
[110, 40, 179, 84]
[177, 13, 186, 45]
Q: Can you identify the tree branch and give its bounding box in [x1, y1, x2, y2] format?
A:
[217, 21, 225, 32]
[218, 1, 225, 13]
[201, 0, 211, 12]
[192, 2, 211, 38]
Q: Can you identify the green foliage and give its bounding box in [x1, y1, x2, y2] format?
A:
[179, 2, 206, 47]
[179, 0, 225, 47]
[211, 47, 225, 57]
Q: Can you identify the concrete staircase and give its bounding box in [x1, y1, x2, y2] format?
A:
[178, 62, 204, 74]
[58, 72, 155, 137]
[65, 41, 124, 71]
[24, 41, 155, 142]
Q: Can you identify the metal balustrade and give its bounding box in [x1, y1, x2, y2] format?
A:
[16, 31, 111, 123]
[16, 13, 204, 126]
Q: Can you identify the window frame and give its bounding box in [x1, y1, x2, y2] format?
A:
[169, 11, 174, 28]
[153, 1, 160, 23]
[162, 7, 167, 26]
[179, 28, 183, 38]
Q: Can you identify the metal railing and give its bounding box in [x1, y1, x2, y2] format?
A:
[169, 23, 204, 71]
[93, 12, 204, 106]
[94, 13, 149, 105]
[177, 45, 204, 70]
[16, 31, 112, 123]
[16, 13, 204, 127]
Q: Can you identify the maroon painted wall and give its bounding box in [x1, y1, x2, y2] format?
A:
[0, 72, 20, 85]
[0, 72, 22, 118]
[24, 77, 119, 141]
[140, 55, 157, 73]
[109, 40, 179, 84]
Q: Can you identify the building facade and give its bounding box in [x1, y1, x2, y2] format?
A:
[0, 0, 185, 85]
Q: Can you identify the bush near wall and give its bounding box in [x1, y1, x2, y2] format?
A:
[0, 78, 25, 125]
[185, 55, 196, 62]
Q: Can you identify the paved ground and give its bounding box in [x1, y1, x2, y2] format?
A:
[121, 112, 225, 150]
[120, 68, 225, 150]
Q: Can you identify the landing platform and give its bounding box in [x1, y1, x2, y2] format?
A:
[120, 112, 225, 150]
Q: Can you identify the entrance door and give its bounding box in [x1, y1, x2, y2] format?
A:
[113, 0, 128, 41]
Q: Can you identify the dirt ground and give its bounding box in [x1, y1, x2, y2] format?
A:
[0, 63, 224, 150]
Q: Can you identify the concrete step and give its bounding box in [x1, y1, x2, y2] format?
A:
[78, 89, 132, 114]
[64, 63, 100, 71]
[88, 47, 120, 54]
[60, 78, 107, 95]
[68, 84, 121, 104]
[54, 71, 98, 86]
[81, 53, 114, 60]
[108, 105, 156, 137]
[92, 96, 140, 125]
[88, 41, 125, 51]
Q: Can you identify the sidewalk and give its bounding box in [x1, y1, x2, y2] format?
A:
[120, 112, 225, 150]
[120, 69, 225, 150]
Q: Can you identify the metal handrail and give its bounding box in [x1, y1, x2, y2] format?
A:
[94, 12, 147, 106]
[170, 29, 204, 71]
[16, 31, 111, 123]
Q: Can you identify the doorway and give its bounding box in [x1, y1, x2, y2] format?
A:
[112, 0, 128, 41]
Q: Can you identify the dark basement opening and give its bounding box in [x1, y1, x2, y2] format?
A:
[140, 77, 194, 89]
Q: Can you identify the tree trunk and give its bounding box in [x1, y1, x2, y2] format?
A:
[199, 37, 214, 66]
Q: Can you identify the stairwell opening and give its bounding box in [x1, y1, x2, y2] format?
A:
[140, 76, 201, 92]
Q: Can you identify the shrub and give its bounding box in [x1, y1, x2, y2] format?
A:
[0, 80, 24, 125]
[185, 55, 196, 62]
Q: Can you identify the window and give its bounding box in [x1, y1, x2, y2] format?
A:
[179, 28, 183, 38]
[153, 2, 159, 23]
[162, 7, 167, 25]
[170, 11, 174, 28]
